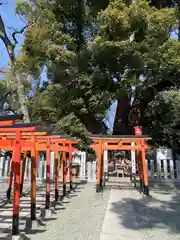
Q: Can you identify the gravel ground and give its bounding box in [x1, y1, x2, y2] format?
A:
[30, 183, 110, 240]
[0, 179, 45, 202]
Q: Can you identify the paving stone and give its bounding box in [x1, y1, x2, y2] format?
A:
[101, 178, 180, 240]
[28, 183, 110, 240]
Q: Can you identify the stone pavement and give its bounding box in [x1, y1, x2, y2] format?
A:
[0, 178, 179, 239]
[100, 178, 180, 240]
[100, 179, 142, 240]
[29, 183, 110, 240]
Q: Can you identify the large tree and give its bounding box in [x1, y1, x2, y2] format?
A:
[13, 0, 113, 147]
[15, 0, 180, 139]
[97, 0, 180, 134]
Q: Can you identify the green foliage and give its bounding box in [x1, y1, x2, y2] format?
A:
[14, 0, 180, 147]
[93, 0, 177, 89]
[142, 90, 180, 147]
[0, 80, 8, 94]
[15, 0, 114, 144]
[55, 113, 92, 151]
[15, 2, 31, 16]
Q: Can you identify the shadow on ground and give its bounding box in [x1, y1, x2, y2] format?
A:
[110, 181, 180, 236]
[0, 181, 84, 239]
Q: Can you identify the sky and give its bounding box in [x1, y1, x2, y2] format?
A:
[0, 1, 24, 67]
[0, 1, 117, 130]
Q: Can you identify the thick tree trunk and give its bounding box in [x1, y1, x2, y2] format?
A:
[0, 15, 30, 122]
[14, 71, 30, 122]
[113, 93, 131, 135]
[113, 80, 175, 135]
[81, 114, 107, 134]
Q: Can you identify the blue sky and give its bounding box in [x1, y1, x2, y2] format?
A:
[0, 2, 117, 129]
[0, 1, 24, 67]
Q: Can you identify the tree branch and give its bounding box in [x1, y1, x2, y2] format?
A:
[0, 15, 30, 122]
[11, 23, 32, 44]
[0, 15, 15, 62]
[5, 89, 17, 98]
[130, 79, 176, 125]
[0, 1, 7, 5]
[4, 108, 17, 115]
[113, 79, 176, 134]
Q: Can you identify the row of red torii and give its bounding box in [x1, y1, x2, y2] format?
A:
[0, 115, 151, 237]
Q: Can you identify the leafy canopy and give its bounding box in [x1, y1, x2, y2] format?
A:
[142, 90, 180, 147]
[15, 0, 114, 141]
[13, 0, 180, 146]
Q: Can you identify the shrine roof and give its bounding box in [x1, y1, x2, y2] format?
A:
[0, 121, 41, 128]
[0, 114, 24, 121]
[91, 134, 151, 139]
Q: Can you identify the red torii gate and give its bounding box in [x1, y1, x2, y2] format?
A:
[2, 134, 77, 199]
[0, 120, 77, 236]
[90, 135, 151, 195]
[0, 122, 40, 235]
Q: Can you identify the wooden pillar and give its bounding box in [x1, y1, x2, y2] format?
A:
[134, 126, 142, 189]
[137, 150, 143, 193]
[46, 144, 51, 209]
[69, 147, 73, 190]
[12, 131, 21, 236]
[96, 141, 103, 193]
[103, 144, 108, 184]
[131, 142, 136, 183]
[100, 150, 104, 187]
[20, 151, 27, 195]
[54, 151, 59, 201]
[7, 152, 13, 201]
[62, 147, 66, 196]
[141, 142, 149, 196]
[31, 145, 37, 220]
